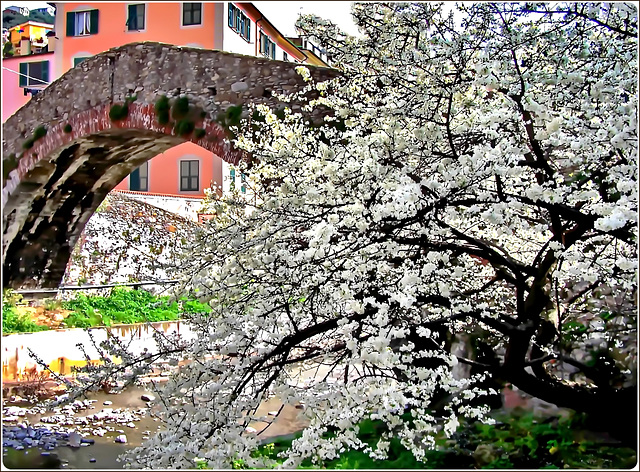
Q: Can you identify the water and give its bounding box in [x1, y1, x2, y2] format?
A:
[2, 385, 309, 469]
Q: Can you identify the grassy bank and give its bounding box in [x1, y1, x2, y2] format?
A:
[2, 287, 211, 333]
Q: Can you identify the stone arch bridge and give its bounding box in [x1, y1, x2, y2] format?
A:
[2, 42, 339, 289]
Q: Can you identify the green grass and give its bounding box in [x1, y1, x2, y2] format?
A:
[2, 287, 212, 333]
[2, 303, 49, 335]
[61, 287, 211, 328]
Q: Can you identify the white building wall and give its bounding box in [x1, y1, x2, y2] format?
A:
[222, 2, 255, 56]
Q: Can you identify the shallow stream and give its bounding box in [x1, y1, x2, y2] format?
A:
[3, 385, 308, 469]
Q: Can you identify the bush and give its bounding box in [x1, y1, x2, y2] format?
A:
[174, 120, 195, 137]
[33, 126, 47, 140]
[109, 103, 129, 121]
[172, 96, 190, 119]
[63, 124, 73, 133]
[194, 128, 206, 139]
[155, 95, 171, 125]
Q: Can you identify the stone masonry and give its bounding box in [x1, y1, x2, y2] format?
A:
[2, 42, 340, 289]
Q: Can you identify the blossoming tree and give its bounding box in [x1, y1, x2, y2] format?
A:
[59, 2, 637, 468]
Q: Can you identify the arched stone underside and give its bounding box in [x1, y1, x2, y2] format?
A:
[2, 42, 339, 289]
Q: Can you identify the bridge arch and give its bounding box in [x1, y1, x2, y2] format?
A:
[2, 42, 339, 289]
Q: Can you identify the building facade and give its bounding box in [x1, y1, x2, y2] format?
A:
[3, 2, 329, 217]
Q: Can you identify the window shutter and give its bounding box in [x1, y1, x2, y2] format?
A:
[128, 4, 137, 29]
[19, 62, 27, 87]
[41, 61, 49, 84]
[66, 12, 75, 36]
[89, 9, 99, 34]
[228, 4, 234, 28]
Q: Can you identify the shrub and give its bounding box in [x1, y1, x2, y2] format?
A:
[63, 123, 72, 133]
[155, 95, 171, 125]
[109, 103, 129, 121]
[194, 128, 206, 139]
[33, 125, 47, 140]
[174, 119, 195, 137]
[172, 96, 190, 119]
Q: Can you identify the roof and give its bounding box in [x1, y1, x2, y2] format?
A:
[9, 21, 55, 30]
[238, 3, 330, 67]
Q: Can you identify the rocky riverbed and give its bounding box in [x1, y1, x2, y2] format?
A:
[2, 386, 161, 468]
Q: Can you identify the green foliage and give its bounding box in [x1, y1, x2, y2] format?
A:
[217, 413, 637, 470]
[63, 123, 73, 133]
[174, 119, 195, 137]
[155, 95, 171, 125]
[200, 110, 207, 119]
[446, 413, 637, 469]
[61, 287, 211, 328]
[109, 103, 129, 121]
[172, 96, 190, 119]
[3, 9, 55, 29]
[2, 290, 49, 335]
[22, 138, 34, 150]
[194, 128, 206, 139]
[33, 125, 47, 140]
[3, 41, 13, 57]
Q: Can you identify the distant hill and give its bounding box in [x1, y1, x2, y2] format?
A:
[3, 8, 55, 29]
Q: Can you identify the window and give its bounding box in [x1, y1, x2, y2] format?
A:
[180, 160, 199, 191]
[283, 52, 288, 62]
[130, 162, 148, 191]
[127, 4, 146, 31]
[19, 61, 49, 87]
[182, 3, 202, 26]
[228, 4, 250, 41]
[259, 31, 275, 59]
[66, 10, 99, 36]
[73, 56, 90, 67]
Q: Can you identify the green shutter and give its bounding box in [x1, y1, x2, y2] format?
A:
[66, 11, 75, 36]
[89, 9, 99, 34]
[19, 62, 27, 87]
[127, 4, 136, 29]
[41, 61, 49, 84]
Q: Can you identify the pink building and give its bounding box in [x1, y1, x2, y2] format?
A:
[3, 3, 329, 212]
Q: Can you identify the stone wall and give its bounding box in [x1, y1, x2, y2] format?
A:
[2, 42, 340, 289]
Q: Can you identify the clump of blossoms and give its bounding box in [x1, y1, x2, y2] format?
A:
[60, 2, 636, 468]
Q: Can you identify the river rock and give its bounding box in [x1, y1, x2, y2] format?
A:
[103, 401, 113, 406]
[115, 434, 127, 444]
[81, 437, 95, 444]
[268, 411, 279, 416]
[140, 394, 156, 402]
[68, 431, 82, 448]
[89, 458, 97, 463]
